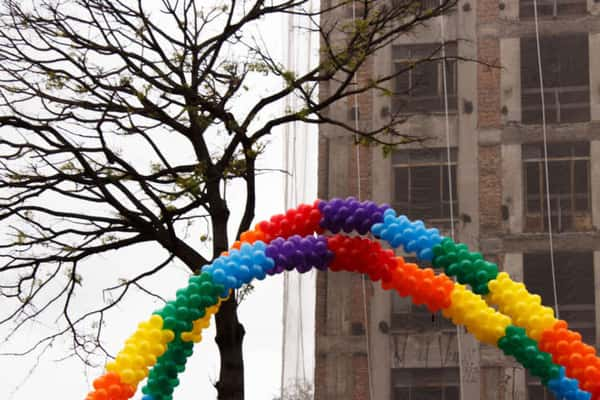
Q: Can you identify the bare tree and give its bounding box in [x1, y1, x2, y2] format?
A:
[0, 0, 456, 398]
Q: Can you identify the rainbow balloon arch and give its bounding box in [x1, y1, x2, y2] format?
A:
[85, 198, 599, 400]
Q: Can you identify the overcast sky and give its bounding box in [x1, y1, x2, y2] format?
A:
[0, 2, 318, 399]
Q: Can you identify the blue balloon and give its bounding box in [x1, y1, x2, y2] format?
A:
[225, 275, 239, 290]
[253, 240, 267, 251]
[252, 264, 266, 280]
[262, 257, 275, 271]
[390, 233, 404, 249]
[405, 240, 418, 253]
[383, 208, 396, 218]
[211, 268, 227, 284]
[418, 248, 434, 262]
[252, 250, 268, 264]
[238, 265, 252, 283]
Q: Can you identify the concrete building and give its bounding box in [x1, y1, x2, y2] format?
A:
[315, 0, 600, 399]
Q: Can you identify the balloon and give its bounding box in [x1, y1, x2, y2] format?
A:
[86, 199, 594, 400]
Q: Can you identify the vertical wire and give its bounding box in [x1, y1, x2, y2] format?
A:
[532, 0, 559, 319]
[351, 1, 373, 399]
[438, 2, 463, 398]
[280, 8, 295, 398]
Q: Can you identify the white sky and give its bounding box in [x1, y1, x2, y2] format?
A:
[0, 2, 318, 399]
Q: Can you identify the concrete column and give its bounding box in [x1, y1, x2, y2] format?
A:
[500, 38, 521, 123]
[591, 141, 600, 231]
[503, 367, 527, 400]
[368, 284, 391, 400]
[456, 0, 481, 398]
[503, 253, 524, 282]
[590, 34, 600, 121]
[502, 144, 523, 234]
[502, 253, 527, 400]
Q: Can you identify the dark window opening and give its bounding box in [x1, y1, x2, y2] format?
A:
[392, 43, 458, 114]
[522, 142, 591, 232]
[520, 34, 589, 124]
[392, 368, 460, 400]
[392, 0, 441, 10]
[523, 252, 596, 346]
[520, 0, 587, 19]
[392, 148, 458, 225]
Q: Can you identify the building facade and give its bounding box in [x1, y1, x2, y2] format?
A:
[315, 0, 600, 399]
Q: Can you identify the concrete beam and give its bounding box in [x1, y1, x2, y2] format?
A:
[480, 232, 600, 253]
[478, 17, 600, 39]
[501, 122, 600, 143]
[316, 335, 368, 356]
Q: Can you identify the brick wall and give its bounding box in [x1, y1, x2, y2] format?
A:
[477, 0, 499, 22]
[315, 51, 375, 400]
[352, 354, 370, 400]
[477, 38, 501, 129]
[477, 0, 503, 236]
[479, 145, 503, 234]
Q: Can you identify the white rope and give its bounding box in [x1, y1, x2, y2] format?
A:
[437, 4, 464, 399]
[280, 8, 295, 397]
[532, 0, 559, 320]
[351, 1, 373, 399]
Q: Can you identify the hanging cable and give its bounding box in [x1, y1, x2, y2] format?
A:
[532, 0, 559, 319]
[437, 3, 465, 399]
[280, 8, 294, 397]
[351, 2, 374, 400]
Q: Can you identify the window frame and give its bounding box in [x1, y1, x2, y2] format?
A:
[520, 34, 590, 124]
[391, 43, 458, 114]
[523, 251, 596, 347]
[522, 142, 591, 232]
[391, 148, 458, 225]
[392, 367, 460, 400]
[519, 0, 587, 19]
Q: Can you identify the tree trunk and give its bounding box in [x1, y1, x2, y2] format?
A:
[212, 202, 245, 400]
[215, 296, 246, 400]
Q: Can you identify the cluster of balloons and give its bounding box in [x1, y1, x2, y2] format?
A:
[105, 315, 173, 386]
[265, 235, 331, 274]
[540, 320, 600, 394]
[371, 209, 442, 262]
[138, 275, 228, 400]
[498, 325, 559, 381]
[442, 283, 510, 345]
[202, 242, 274, 291]
[488, 272, 556, 341]
[86, 372, 135, 400]
[85, 197, 598, 400]
[326, 235, 396, 282]
[384, 259, 454, 313]
[181, 299, 224, 343]
[431, 237, 499, 295]
[254, 202, 323, 243]
[318, 198, 388, 235]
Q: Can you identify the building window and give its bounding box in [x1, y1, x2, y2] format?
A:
[392, 148, 458, 224]
[392, 368, 460, 400]
[522, 142, 591, 232]
[526, 371, 556, 400]
[391, 259, 455, 332]
[392, 291, 455, 333]
[392, 0, 440, 10]
[392, 43, 457, 114]
[523, 252, 596, 346]
[519, 0, 587, 19]
[520, 34, 589, 124]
